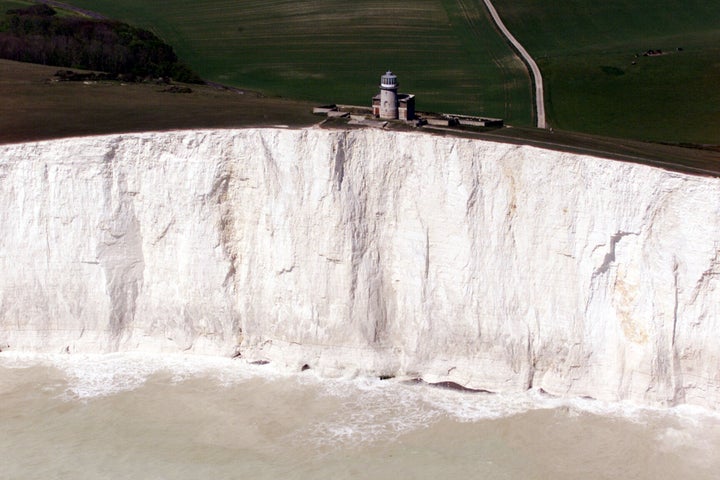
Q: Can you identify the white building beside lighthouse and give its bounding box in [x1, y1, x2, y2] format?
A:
[372, 71, 415, 121]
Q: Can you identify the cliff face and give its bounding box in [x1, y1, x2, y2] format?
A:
[1, 128, 719, 407]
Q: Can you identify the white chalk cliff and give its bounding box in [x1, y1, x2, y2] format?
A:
[1, 128, 719, 407]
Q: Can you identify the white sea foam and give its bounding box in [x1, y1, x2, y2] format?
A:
[301, 377, 441, 446]
[3, 354, 719, 480]
[3, 351, 719, 443]
[0, 352, 285, 399]
[299, 377, 720, 448]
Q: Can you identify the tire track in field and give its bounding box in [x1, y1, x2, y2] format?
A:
[455, 0, 513, 119]
[480, 0, 546, 129]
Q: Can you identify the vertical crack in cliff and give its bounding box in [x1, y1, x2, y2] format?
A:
[419, 222, 430, 307]
[258, 132, 281, 197]
[466, 176, 479, 213]
[347, 181, 368, 306]
[671, 260, 679, 349]
[211, 153, 244, 349]
[371, 249, 388, 346]
[688, 248, 720, 305]
[424, 227, 430, 280]
[526, 324, 536, 389]
[209, 169, 236, 288]
[671, 258, 685, 405]
[333, 133, 347, 191]
[350, 209, 389, 345]
[97, 163, 144, 348]
[342, 137, 388, 346]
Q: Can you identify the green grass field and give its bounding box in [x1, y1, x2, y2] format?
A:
[492, 0, 720, 144]
[4, 0, 717, 143]
[61, 0, 533, 126]
[0, 59, 318, 144]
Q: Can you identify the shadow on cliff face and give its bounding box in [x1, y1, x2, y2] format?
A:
[97, 164, 144, 345]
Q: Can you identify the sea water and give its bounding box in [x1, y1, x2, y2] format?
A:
[2, 353, 719, 480]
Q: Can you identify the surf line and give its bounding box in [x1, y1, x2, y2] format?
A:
[481, 0, 547, 129]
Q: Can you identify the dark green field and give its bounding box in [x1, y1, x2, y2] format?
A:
[492, 0, 720, 144]
[51, 0, 718, 144]
[1, 0, 716, 154]
[60, 0, 533, 126]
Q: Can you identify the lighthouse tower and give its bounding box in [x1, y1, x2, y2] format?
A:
[379, 71, 399, 119]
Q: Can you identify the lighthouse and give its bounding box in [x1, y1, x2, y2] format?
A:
[379, 71, 399, 119]
[372, 71, 415, 121]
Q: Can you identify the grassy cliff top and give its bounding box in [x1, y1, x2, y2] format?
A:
[3, 59, 719, 178]
[0, 59, 318, 144]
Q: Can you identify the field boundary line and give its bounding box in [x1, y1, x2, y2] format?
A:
[481, 0, 546, 129]
[34, 0, 108, 19]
